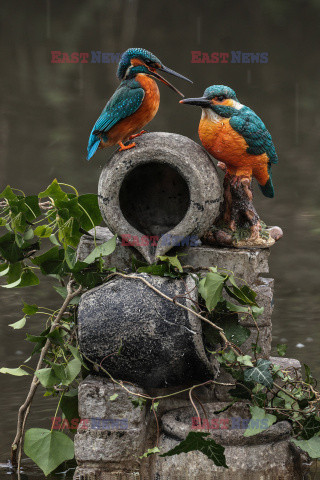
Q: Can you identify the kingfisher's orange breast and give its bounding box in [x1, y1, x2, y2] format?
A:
[105, 74, 160, 146]
[199, 112, 268, 171]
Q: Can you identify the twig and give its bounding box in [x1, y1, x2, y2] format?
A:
[11, 281, 82, 468]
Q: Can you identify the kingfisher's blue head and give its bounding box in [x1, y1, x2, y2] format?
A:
[180, 85, 242, 117]
[117, 47, 192, 97]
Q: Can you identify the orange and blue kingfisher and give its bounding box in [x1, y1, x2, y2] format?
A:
[87, 48, 192, 160]
[180, 85, 278, 198]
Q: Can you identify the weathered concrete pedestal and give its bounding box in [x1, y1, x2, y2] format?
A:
[74, 133, 307, 479]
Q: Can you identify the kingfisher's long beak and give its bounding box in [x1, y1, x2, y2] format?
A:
[179, 97, 212, 107]
[158, 65, 193, 84]
[148, 64, 192, 98]
[149, 70, 184, 97]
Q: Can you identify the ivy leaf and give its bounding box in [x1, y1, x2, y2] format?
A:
[83, 236, 116, 264]
[39, 179, 68, 203]
[277, 344, 287, 357]
[35, 368, 60, 387]
[109, 393, 118, 402]
[0, 367, 30, 376]
[9, 317, 27, 329]
[244, 359, 273, 388]
[53, 286, 80, 305]
[139, 447, 160, 459]
[198, 272, 225, 311]
[34, 225, 53, 238]
[64, 358, 82, 385]
[77, 194, 102, 230]
[244, 406, 277, 437]
[160, 431, 228, 468]
[24, 428, 74, 476]
[157, 255, 183, 272]
[237, 355, 254, 367]
[22, 303, 38, 315]
[301, 416, 320, 440]
[60, 390, 79, 431]
[18, 269, 39, 287]
[291, 436, 320, 459]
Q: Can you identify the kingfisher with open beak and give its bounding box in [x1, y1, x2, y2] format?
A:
[180, 85, 278, 198]
[87, 48, 192, 160]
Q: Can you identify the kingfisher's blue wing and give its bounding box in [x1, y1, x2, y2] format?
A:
[87, 82, 145, 161]
[230, 106, 278, 164]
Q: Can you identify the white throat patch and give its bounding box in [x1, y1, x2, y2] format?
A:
[201, 108, 221, 123]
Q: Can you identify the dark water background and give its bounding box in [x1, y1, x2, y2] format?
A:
[0, 0, 320, 478]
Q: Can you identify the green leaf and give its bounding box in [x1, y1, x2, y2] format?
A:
[64, 358, 82, 385]
[1, 277, 22, 288]
[32, 247, 65, 276]
[139, 447, 161, 458]
[0, 185, 18, 202]
[157, 255, 183, 272]
[225, 301, 251, 314]
[198, 272, 225, 311]
[24, 195, 41, 219]
[34, 225, 53, 238]
[22, 303, 38, 315]
[244, 359, 273, 388]
[0, 264, 10, 276]
[49, 234, 60, 246]
[83, 236, 116, 264]
[0, 218, 7, 226]
[277, 344, 287, 357]
[60, 390, 79, 430]
[9, 317, 27, 329]
[244, 406, 277, 437]
[137, 264, 173, 277]
[291, 436, 320, 459]
[35, 368, 60, 387]
[0, 367, 30, 376]
[23, 228, 34, 241]
[78, 194, 102, 230]
[160, 431, 228, 468]
[39, 179, 68, 203]
[237, 355, 254, 367]
[301, 416, 320, 440]
[65, 246, 77, 270]
[24, 428, 74, 476]
[18, 269, 39, 287]
[109, 393, 118, 401]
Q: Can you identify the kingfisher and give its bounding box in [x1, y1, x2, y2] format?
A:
[180, 85, 278, 198]
[87, 48, 192, 160]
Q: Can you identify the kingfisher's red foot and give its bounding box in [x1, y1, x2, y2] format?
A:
[118, 141, 136, 151]
[128, 130, 147, 140]
[217, 161, 227, 172]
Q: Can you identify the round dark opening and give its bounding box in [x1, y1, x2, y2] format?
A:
[119, 162, 190, 236]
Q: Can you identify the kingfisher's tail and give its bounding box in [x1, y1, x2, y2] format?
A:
[86, 132, 101, 161]
[258, 163, 274, 198]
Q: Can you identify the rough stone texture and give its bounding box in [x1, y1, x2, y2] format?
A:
[78, 273, 219, 388]
[240, 277, 274, 327]
[152, 403, 305, 480]
[74, 377, 147, 476]
[98, 132, 221, 263]
[180, 245, 270, 284]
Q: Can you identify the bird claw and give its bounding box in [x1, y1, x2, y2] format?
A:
[217, 161, 227, 172]
[118, 142, 136, 151]
[128, 130, 147, 140]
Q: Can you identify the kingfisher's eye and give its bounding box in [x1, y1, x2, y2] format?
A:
[216, 95, 225, 102]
